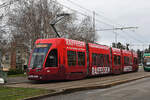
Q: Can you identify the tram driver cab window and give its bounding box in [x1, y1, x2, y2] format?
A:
[45, 49, 58, 67]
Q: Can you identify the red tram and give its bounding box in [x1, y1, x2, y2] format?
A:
[27, 38, 138, 81]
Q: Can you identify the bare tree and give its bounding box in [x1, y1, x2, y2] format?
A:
[7, 0, 61, 51]
[56, 15, 97, 43]
[7, 0, 97, 52]
[77, 16, 97, 43]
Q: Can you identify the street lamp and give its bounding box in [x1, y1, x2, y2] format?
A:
[50, 13, 70, 38]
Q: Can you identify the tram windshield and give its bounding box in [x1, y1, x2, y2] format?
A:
[29, 44, 51, 69]
[144, 57, 150, 66]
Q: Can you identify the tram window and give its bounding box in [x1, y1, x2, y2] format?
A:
[67, 51, 76, 66]
[107, 55, 110, 67]
[124, 56, 127, 65]
[127, 57, 129, 65]
[134, 58, 135, 64]
[97, 54, 100, 66]
[124, 56, 126, 65]
[114, 55, 117, 65]
[134, 58, 138, 64]
[130, 57, 133, 65]
[45, 49, 58, 67]
[95, 54, 99, 66]
[104, 55, 108, 67]
[97, 54, 101, 66]
[100, 54, 104, 67]
[118, 56, 121, 65]
[92, 53, 97, 66]
[78, 52, 85, 66]
[136, 58, 138, 64]
[103, 55, 106, 67]
[124, 56, 129, 66]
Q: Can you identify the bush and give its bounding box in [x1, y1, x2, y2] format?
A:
[8, 69, 24, 75]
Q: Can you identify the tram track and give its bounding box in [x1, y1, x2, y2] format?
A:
[4, 69, 150, 100]
[5, 70, 149, 90]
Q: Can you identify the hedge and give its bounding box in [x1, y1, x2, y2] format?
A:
[7, 69, 24, 75]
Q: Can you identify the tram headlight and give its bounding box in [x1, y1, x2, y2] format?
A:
[47, 70, 50, 73]
[34, 75, 38, 78]
[28, 75, 39, 78]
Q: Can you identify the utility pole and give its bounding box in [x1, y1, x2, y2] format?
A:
[93, 11, 95, 34]
[113, 26, 118, 43]
[93, 11, 95, 42]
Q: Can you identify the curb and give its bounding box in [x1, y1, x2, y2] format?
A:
[23, 90, 64, 100]
[6, 81, 29, 85]
[23, 74, 150, 100]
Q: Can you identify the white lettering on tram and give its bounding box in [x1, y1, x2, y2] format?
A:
[122, 50, 131, 54]
[123, 66, 132, 72]
[65, 39, 85, 47]
[92, 67, 110, 75]
[66, 47, 85, 51]
[89, 43, 109, 50]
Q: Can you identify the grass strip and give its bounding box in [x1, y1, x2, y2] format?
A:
[8, 74, 27, 77]
[0, 86, 54, 100]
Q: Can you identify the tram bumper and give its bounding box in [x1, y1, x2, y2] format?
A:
[28, 74, 44, 80]
[144, 66, 150, 72]
[28, 75, 42, 80]
[28, 74, 65, 80]
[27, 68, 66, 81]
[27, 68, 44, 80]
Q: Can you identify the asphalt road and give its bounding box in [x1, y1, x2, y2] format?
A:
[40, 77, 150, 100]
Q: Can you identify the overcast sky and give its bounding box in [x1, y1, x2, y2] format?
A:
[59, 0, 150, 50]
[0, 0, 149, 50]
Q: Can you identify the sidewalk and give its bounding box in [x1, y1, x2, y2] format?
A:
[5, 68, 144, 85]
[6, 71, 150, 90]
[7, 76, 29, 84]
